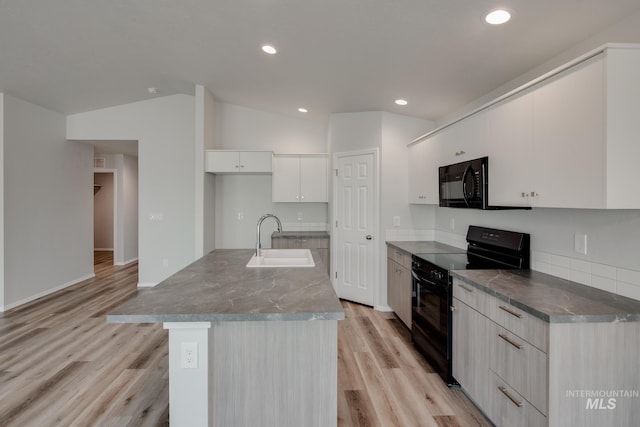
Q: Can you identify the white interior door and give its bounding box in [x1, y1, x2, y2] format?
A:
[334, 151, 377, 306]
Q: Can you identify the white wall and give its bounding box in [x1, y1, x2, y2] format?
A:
[195, 86, 217, 256]
[2, 94, 94, 310]
[67, 94, 195, 286]
[0, 94, 5, 310]
[213, 103, 329, 249]
[123, 154, 138, 264]
[94, 172, 114, 250]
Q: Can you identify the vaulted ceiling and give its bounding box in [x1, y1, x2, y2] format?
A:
[2, 0, 640, 121]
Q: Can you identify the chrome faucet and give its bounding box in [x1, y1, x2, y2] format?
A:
[256, 214, 282, 256]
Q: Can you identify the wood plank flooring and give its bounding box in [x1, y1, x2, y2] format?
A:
[0, 252, 491, 426]
[0, 252, 169, 426]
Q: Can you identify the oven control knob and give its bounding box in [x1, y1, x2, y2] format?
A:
[433, 271, 444, 281]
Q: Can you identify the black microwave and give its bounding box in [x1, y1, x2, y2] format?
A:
[439, 157, 488, 209]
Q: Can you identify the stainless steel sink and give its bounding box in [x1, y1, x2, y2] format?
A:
[246, 249, 315, 268]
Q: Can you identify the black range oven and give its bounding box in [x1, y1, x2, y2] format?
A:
[411, 226, 530, 386]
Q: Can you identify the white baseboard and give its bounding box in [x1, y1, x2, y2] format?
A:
[94, 248, 114, 251]
[137, 282, 158, 288]
[0, 273, 96, 312]
[375, 304, 393, 312]
[115, 257, 138, 266]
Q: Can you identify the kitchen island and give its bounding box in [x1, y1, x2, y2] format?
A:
[108, 249, 344, 427]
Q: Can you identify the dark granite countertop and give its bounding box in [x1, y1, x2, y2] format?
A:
[107, 249, 344, 323]
[452, 269, 640, 324]
[386, 241, 465, 254]
[272, 231, 330, 238]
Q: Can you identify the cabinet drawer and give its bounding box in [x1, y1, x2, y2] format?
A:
[452, 279, 488, 312]
[489, 323, 548, 415]
[488, 297, 549, 352]
[488, 370, 547, 427]
[388, 247, 412, 270]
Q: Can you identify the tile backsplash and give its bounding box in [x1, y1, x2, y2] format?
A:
[533, 251, 640, 301]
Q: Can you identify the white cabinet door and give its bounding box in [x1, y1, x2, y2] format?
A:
[206, 151, 240, 173]
[300, 156, 328, 202]
[438, 113, 486, 166]
[408, 136, 440, 204]
[206, 151, 273, 173]
[272, 155, 300, 202]
[532, 54, 604, 208]
[238, 151, 273, 172]
[272, 154, 328, 203]
[485, 92, 534, 207]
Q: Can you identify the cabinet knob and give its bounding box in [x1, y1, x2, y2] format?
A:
[240, 164, 244, 168]
[365, 235, 373, 240]
[301, 195, 305, 199]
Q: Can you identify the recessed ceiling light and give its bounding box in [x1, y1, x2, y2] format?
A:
[395, 99, 408, 106]
[298, 107, 308, 113]
[261, 45, 277, 54]
[485, 9, 511, 25]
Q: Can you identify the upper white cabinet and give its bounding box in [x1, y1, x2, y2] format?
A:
[485, 91, 535, 207]
[413, 44, 640, 209]
[530, 54, 604, 209]
[272, 154, 328, 203]
[408, 135, 440, 204]
[438, 113, 486, 166]
[205, 150, 273, 173]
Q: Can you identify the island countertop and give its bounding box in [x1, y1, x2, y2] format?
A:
[107, 249, 344, 323]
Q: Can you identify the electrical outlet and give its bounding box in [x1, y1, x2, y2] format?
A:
[298, 212, 303, 221]
[181, 342, 198, 369]
[574, 233, 587, 255]
[450, 218, 455, 230]
[393, 216, 400, 227]
[162, 259, 169, 268]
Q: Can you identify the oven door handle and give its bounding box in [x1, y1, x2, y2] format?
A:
[411, 269, 435, 286]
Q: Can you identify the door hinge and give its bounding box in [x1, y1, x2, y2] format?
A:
[335, 271, 338, 279]
[335, 220, 338, 228]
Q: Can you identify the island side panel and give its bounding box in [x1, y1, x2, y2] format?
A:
[210, 319, 338, 427]
[548, 321, 640, 426]
[164, 322, 213, 427]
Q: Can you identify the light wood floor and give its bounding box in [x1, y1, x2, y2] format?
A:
[0, 252, 491, 426]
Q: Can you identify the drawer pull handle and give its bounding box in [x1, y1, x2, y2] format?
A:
[458, 284, 473, 293]
[498, 333, 523, 350]
[499, 305, 523, 318]
[498, 386, 523, 408]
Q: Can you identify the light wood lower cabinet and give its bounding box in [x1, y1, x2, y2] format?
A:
[453, 278, 548, 426]
[387, 258, 412, 328]
[488, 370, 547, 427]
[386, 246, 413, 329]
[452, 297, 488, 409]
[453, 277, 640, 426]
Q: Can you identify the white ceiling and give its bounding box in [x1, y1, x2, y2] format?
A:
[2, 0, 640, 121]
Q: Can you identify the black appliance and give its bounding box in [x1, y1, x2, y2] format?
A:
[439, 156, 531, 210]
[411, 225, 530, 386]
[439, 157, 489, 209]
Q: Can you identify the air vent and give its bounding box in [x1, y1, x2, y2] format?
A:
[94, 157, 106, 169]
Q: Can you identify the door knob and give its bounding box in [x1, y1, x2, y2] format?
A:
[365, 235, 373, 240]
